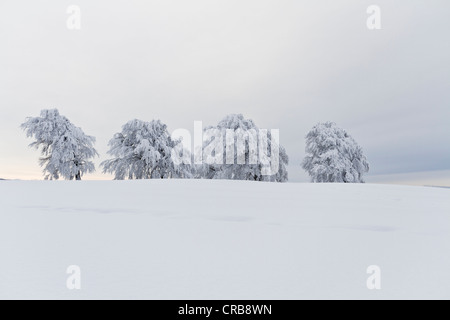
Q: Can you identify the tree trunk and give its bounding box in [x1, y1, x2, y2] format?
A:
[75, 171, 81, 181]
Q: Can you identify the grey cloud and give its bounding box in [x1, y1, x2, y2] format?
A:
[0, 0, 449, 182]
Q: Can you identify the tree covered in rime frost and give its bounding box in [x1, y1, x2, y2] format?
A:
[302, 122, 369, 183]
[21, 109, 98, 180]
[101, 119, 192, 179]
[196, 114, 289, 182]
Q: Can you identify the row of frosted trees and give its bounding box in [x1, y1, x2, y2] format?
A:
[21, 109, 369, 182]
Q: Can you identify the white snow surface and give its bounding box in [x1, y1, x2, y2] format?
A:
[0, 180, 449, 300]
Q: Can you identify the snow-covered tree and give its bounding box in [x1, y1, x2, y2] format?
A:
[302, 122, 369, 183]
[197, 114, 289, 182]
[21, 109, 98, 180]
[101, 119, 192, 179]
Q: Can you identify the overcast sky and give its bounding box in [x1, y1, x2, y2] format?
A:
[0, 0, 449, 184]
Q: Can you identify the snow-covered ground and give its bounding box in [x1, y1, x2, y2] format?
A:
[0, 180, 449, 300]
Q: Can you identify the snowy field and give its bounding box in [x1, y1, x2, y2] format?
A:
[0, 180, 449, 300]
